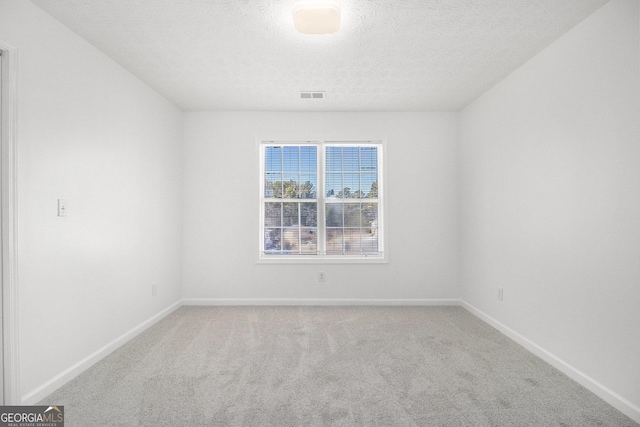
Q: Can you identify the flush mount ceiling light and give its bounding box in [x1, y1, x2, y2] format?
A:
[292, 0, 341, 34]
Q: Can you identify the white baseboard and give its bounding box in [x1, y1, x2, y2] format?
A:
[182, 298, 462, 306]
[21, 300, 183, 405]
[460, 300, 640, 424]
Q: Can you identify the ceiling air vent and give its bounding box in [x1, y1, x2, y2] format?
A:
[300, 91, 325, 99]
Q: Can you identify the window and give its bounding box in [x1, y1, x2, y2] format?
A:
[260, 141, 384, 261]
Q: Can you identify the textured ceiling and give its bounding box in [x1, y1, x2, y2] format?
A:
[30, 0, 608, 111]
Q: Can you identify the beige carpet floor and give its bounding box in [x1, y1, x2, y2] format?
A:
[40, 306, 638, 426]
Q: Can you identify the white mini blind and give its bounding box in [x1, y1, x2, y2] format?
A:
[260, 141, 383, 260]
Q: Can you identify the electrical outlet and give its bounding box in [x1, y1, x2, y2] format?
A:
[152, 283, 158, 297]
[318, 272, 326, 283]
[497, 287, 504, 301]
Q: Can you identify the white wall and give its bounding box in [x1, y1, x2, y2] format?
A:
[183, 112, 459, 302]
[0, 0, 183, 402]
[459, 0, 640, 419]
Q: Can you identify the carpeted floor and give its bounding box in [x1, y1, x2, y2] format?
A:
[40, 306, 637, 426]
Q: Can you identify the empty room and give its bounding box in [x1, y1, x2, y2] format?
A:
[0, 0, 639, 425]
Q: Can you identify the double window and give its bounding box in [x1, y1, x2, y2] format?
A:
[260, 141, 383, 261]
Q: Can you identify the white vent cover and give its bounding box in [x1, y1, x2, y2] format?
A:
[300, 91, 326, 99]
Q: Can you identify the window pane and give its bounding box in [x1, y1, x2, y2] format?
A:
[343, 174, 359, 198]
[362, 233, 378, 253]
[325, 204, 343, 227]
[299, 174, 317, 199]
[362, 202, 378, 229]
[283, 202, 298, 226]
[265, 146, 282, 172]
[300, 228, 317, 254]
[342, 147, 359, 171]
[300, 202, 317, 227]
[282, 228, 300, 252]
[282, 174, 299, 198]
[264, 173, 282, 198]
[326, 229, 344, 255]
[343, 203, 362, 227]
[326, 173, 342, 198]
[264, 228, 282, 251]
[344, 228, 362, 254]
[283, 146, 299, 172]
[326, 147, 342, 172]
[361, 174, 378, 198]
[265, 202, 282, 227]
[300, 146, 317, 172]
[360, 147, 377, 171]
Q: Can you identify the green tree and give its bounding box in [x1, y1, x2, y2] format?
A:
[367, 181, 378, 198]
[337, 187, 352, 198]
[298, 180, 316, 199]
[267, 180, 316, 199]
[283, 180, 298, 199]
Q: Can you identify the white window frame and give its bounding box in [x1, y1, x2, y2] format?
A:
[258, 139, 386, 264]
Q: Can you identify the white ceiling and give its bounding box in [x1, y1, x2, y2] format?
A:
[30, 0, 608, 112]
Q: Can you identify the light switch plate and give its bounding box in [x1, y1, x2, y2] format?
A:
[58, 199, 68, 217]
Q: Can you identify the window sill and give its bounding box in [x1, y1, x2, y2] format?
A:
[256, 255, 388, 265]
